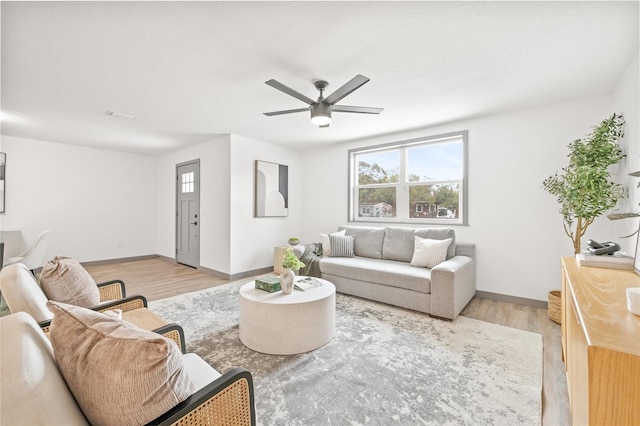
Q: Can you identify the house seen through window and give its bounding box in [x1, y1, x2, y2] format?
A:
[349, 131, 467, 225]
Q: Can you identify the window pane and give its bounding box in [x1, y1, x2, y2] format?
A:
[410, 183, 459, 219]
[357, 150, 399, 184]
[358, 187, 396, 218]
[407, 141, 463, 182]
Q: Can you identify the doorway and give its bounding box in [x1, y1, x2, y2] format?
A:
[176, 160, 200, 268]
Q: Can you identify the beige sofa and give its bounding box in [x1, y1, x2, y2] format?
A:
[318, 226, 476, 320]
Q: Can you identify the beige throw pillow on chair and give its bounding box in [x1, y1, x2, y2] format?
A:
[39, 256, 100, 308]
[47, 300, 195, 426]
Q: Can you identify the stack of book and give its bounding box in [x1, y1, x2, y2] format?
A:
[576, 252, 634, 270]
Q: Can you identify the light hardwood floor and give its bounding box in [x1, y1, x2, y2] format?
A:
[84, 257, 571, 426]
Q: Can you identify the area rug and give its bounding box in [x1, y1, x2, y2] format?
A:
[150, 281, 542, 426]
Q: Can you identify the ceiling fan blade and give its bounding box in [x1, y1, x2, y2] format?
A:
[263, 108, 309, 117]
[265, 79, 315, 105]
[323, 74, 370, 105]
[332, 105, 384, 114]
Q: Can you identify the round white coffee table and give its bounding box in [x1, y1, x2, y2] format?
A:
[238, 277, 336, 355]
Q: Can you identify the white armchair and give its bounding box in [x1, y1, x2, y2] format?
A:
[3, 229, 52, 274]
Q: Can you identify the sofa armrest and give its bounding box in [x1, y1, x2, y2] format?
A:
[147, 367, 256, 426]
[430, 255, 476, 320]
[97, 279, 126, 301]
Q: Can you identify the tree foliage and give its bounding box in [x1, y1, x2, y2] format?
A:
[358, 161, 459, 214]
[542, 113, 625, 253]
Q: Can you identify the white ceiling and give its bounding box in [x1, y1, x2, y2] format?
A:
[1, 1, 638, 156]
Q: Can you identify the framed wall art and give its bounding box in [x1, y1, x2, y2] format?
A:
[255, 160, 288, 217]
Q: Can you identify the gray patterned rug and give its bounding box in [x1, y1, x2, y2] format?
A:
[150, 280, 542, 426]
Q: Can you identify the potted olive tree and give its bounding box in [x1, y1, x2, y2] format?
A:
[542, 113, 626, 323]
[543, 113, 626, 254]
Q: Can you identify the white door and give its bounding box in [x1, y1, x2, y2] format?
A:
[176, 160, 200, 268]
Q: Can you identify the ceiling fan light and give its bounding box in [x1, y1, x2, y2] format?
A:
[310, 103, 331, 126]
[311, 114, 331, 126]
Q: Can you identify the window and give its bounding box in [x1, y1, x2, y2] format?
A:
[181, 172, 194, 193]
[348, 131, 467, 225]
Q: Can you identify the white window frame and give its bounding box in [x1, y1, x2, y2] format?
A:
[348, 130, 468, 225]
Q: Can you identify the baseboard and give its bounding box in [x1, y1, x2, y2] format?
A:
[195, 265, 272, 281]
[229, 266, 273, 281]
[475, 290, 547, 309]
[156, 255, 272, 281]
[81, 255, 160, 267]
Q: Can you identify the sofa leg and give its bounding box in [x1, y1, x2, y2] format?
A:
[428, 314, 453, 321]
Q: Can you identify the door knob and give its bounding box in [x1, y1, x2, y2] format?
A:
[190, 221, 198, 226]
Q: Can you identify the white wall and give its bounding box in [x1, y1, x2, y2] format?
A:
[0, 135, 157, 262]
[613, 50, 640, 253]
[156, 136, 232, 274]
[229, 135, 302, 275]
[155, 134, 302, 277]
[300, 94, 617, 302]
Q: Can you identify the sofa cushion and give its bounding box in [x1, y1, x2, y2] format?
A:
[320, 229, 346, 257]
[39, 256, 100, 308]
[47, 301, 195, 426]
[339, 226, 385, 259]
[382, 227, 417, 262]
[414, 228, 456, 259]
[329, 234, 355, 257]
[182, 353, 222, 392]
[410, 237, 452, 268]
[320, 256, 431, 294]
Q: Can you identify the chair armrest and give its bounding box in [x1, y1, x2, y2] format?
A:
[94, 295, 148, 312]
[147, 367, 256, 426]
[38, 296, 147, 333]
[152, 323, 186, 354]
[430, 255, 476, 320]
[97, 279, 126, 301]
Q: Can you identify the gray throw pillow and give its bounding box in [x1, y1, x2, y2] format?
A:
[329, 235, 355, 258]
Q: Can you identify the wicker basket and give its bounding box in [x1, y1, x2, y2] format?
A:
[548, 290, 562, 325]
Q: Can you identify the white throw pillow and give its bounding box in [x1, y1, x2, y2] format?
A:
[320, 229, 346, 257]
[410, 237, 452, 268]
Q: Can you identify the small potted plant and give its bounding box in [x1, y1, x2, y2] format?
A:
[288, 237, 300, 246]
[280, 248, 305, 294]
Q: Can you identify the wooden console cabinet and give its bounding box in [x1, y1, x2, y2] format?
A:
[560, 257, 640, 425]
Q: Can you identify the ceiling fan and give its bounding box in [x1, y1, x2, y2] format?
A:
[263, 74, 383, 127]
